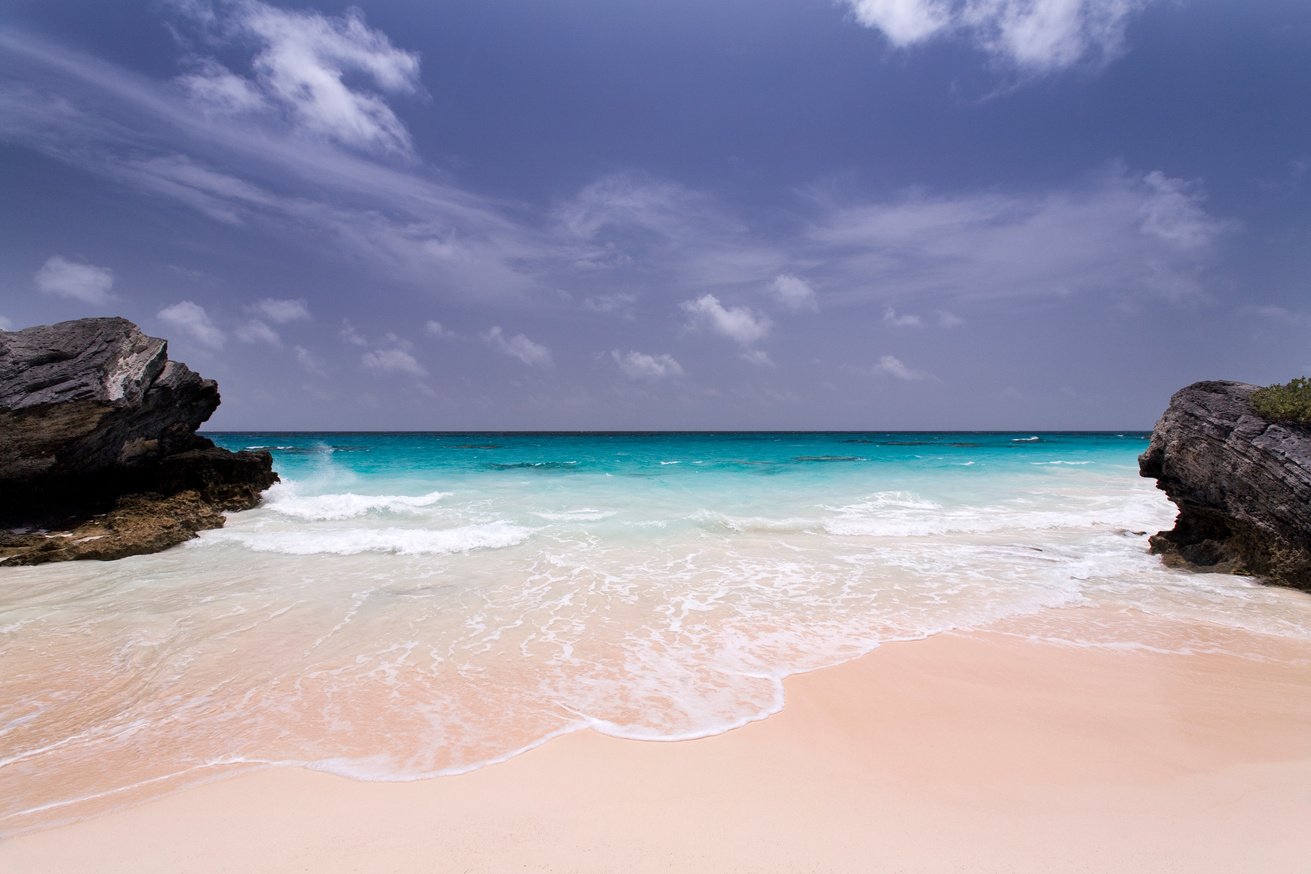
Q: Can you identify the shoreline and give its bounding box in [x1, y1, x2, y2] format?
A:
[4, 608, 1309, 872]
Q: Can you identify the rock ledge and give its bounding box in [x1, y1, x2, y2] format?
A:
[0, 317, 277, 565]
[1139, 380, 1311, 592]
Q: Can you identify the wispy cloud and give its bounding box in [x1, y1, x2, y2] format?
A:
[806, 167, 1231, 306]
[771, 273, 818, 311]
[361, 346, 427, 377]
[482, 326, 554, 368]
[883, 306, 923, 327]
[158, 300, 225, 348]
[843, 0, 1152, 72]
[176, 0, 422, 157]
[35, 255, 115, 304]
[681, 294, 771, 346]
[293, 344, 327, 376]
[610, 350, 684, 381]
[425, 319, 455, 338]
[248, 297, 310, 323]
[235, 319, 280, 344]
[873, 354, 932, 380]
[0, 315, 12, 331]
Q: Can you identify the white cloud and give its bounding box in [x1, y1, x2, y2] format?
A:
[35, 255, 115, 304]
[248, 297, 310, 323]
[361, 346, 427, 377]
[293, 344, 326, 376]
[158, 300, 225, 349]
[680, 294, 771, 346]
[938, 310, 964, 327]
[583, 292, 638, 319]
[740, 349, 775, 367]
[883, 306, 923, 327]
[425, 319, 454, 338]
[845, 0, 952, 46]
[771, 273, 818, 311]
[179, 1, 422, 156]
[874, 354, 931, 380]
[610, 350, 684, 381]
[235, 319, 279, 344]
[482, 326, 554, 368]
[340, 318, 367, 346]
[1138, 170, 1224, 250]
[0, 316, 12, 330]
[842, 0, 1150, 72]
[807, 168, 1230, 306]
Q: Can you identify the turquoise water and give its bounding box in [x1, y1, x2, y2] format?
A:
[3, 431, 1309, 833]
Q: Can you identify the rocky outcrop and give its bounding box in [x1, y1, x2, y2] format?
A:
[1139, 380, 1311, 591]
[1, 317, 276, 565]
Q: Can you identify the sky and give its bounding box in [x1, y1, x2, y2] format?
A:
[1, 0, 1308, 430]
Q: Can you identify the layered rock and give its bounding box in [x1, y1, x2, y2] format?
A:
[1, 317, 276, 565]
[1139, 380, 1311, 591]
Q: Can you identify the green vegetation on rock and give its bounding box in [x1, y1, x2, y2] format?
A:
[1252, 377, 1311, 426]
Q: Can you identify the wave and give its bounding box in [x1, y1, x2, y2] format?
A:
[532, 509, 617, 522]
[195, 522, 531, 556]
[485, 461, 580, 471]
[263, 487, 451, 521]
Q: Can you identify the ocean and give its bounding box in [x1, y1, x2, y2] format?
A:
[3, 431, 1309, 834]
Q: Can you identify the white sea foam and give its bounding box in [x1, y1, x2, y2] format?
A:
[533, 509, 617, 522]
[195, 522, 531, 555]
[264, 485, 451, 521]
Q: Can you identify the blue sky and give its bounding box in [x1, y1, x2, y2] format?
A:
[2, 0, 1308, 429]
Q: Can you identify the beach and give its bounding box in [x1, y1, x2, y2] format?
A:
[4, 607, 1309, 872]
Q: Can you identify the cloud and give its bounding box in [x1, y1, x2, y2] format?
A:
[34, 255, 115, 304]
[874, 354, 931, 380]
[610, 350, 684, 381]
[158, 300, 225, 348]
[177, 1, 422, 157]
[425, 319, 454, 338]
[248, 296, 310, 323]
[806, 168, 1230, 306]
[740, 349, 774, 368]
[842, 0, 1151, 72]
[235, 319, 279, 344]
[771, 273, 818, 311]
[361, 346, 427, 377]
[293, 344, 326, 376]
[0, 316, 12, 331]
[583, 292, 638, 319]
[883, 306, 923, 327]
[937, 310, 964, 327]
[340, 318, 367, 346]
[482, 326, 554, 368]
[845, 0, 952, 45]
[681, 294, 771, 346]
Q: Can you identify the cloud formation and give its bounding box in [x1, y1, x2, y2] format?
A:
[248, 297, 310, 323]
[425, 319, 454, 338]
[35, 255, 115, 304]
[610, 350, 684, 381]
[361, 346, 427, 377]
[178, 0, 422, 156]
[158, 300, 225, 348]
[771, 273, 818, 311]
[235, 319, 280, 344]
[482, 326, 553, 368]
[874, 354, 931, 380]
[844, 0, 1150, 71]
[883, 307, 923, 327]
[681, 294, 771, 346]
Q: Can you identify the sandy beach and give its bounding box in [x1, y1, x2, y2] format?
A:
[4, 607, 1309, 873]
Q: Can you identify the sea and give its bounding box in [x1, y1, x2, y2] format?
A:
[3, 431, 1310, 834]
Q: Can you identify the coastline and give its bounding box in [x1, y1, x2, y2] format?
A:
[4, 607, 1309, 873]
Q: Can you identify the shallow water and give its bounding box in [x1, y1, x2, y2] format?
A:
[3, 432, 1309, 833]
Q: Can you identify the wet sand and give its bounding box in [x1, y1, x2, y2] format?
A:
[4, 610, 1310, 873]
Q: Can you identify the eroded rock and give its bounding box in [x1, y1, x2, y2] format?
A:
[1, 317, 277, 565]
[1139, 380, 1311, 591]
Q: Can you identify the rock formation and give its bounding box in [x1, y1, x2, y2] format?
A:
[1, 317, 276, 565]
[1139, 380, 1311, 592]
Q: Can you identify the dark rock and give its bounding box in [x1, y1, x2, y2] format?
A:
[0, 318, 277, 565]
[1139, 380, 1311, 591]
